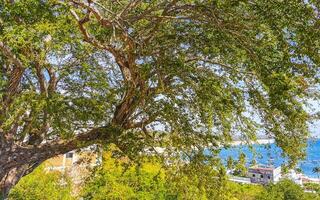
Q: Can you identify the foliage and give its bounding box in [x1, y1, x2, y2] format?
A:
[313, 167, 320, 178]
[233, 153, 247, 177]
[227, 156, 234, 170]
[80, 151, 254, 200]
[225, 181, 264, 200]
[304, 182, 320, 194]
[81, 152, 167, 200]
[80, 148, 262, 200]
[165, 159, 227, 199]
[256, 179, 319, 200]
[8, 165, 74, 200]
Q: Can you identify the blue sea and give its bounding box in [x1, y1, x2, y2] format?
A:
[219, 139, 320, 178]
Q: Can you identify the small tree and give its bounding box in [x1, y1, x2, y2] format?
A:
[234, 153, 247, 177]
[312, 167, 320, 179]
[250, 158, 258, 167]
[257, 179, 305, 200]
[227, 156, 234, 170]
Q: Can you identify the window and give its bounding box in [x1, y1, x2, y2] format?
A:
[260, 175, 263, 178]
[66, 152, 73, 158]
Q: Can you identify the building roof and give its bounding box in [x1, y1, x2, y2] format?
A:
[249, 164, 280, 171]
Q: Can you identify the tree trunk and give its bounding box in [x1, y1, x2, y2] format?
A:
[0, 165, 29, 200]
[0, 141, 38, 200]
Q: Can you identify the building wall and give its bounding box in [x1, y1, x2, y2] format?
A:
[248, 168, 274, 184]
[46, 150, 101, 171]
[247, 166, 282, 184]
[46, 155, 66, 171]
[272, 167, 282, 182]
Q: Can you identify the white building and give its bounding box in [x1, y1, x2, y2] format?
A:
[247, 165, 281, 184]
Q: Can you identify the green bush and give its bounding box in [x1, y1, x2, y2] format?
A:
[81, 152, 167, 200]
[257, 179, 320, 200]
[9, 165, 74, 200]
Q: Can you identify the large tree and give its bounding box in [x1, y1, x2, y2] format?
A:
[1, 0, 320, 198]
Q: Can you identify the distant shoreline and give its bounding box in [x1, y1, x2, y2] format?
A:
[231, 137, 320, 146]
[231, 139, 275, 146]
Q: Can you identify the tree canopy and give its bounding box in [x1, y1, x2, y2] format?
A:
[1, 0, 320, 197]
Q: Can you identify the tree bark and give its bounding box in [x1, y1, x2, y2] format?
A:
[0, 125, 118, 199]
[0, 165, 29, 199]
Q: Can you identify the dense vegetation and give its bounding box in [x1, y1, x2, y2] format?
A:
[8, 152, 320, 200]
[1, 0, 320, 198]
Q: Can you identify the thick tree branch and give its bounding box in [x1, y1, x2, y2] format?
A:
[0, 42, 24, 70]
[47, 65, 57, 94]
[70, 0, 112, 27]
[36, 125, 117, 157]
[0, 42, 25, 101]
[0, 42, 25, 136]
[116, 0, 141, 20]
[0, 125, 118, 184]
[35, 61, 48, 96]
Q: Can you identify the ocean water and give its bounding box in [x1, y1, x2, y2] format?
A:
[219, 139, 320, 178]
